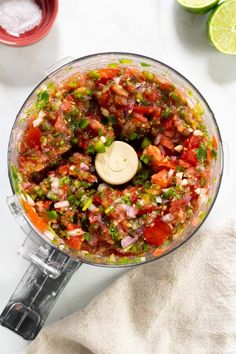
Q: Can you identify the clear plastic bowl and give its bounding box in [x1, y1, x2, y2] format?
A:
[8, 52, 223, 267]
[1, 53, 223, 340]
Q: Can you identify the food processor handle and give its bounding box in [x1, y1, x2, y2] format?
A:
[0, 231, 81, 340]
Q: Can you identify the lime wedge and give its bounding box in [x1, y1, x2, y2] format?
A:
[177, 0, 219, 14]
[207, 0, 236, 54]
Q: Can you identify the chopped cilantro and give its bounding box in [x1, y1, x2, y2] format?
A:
[162, 187, 180, 200]
[35, 91, 49, 111]
[87, 144, 95, 154]
[196, 143, 207, 164]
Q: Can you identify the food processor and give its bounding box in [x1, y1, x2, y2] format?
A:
[0, 53, 223, 340]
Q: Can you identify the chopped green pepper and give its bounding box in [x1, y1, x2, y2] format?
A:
[140, 62, 150, 67]
[143, 71, 154, 82]
[141, 137, 151, 149]
[119, 58, 132, 64]
[79, 119, 89, 129]
[47, 210, 58, 219]
[94, 140, 106, 153]
[140, 155, 151, 165]
[88, 70, 100, 80]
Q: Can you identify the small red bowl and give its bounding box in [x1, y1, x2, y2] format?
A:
[0, 0, 58, 47]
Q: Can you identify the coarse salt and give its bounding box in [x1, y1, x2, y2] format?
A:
[0, 0, 42, 37]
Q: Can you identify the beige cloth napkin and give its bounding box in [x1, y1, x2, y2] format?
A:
[24, 218, 236, 354]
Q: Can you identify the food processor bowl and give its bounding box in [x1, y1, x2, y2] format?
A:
[0, 53, 223, 340]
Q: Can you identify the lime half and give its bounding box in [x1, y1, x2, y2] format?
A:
[177, 0, 220, 14]
[207, 0, 236, 54]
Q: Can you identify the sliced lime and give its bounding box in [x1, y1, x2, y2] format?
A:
[207, 0, 236, 54]
[177, 0, 219, 14]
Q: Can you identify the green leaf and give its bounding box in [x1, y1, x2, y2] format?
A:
[35, 91, 49, 110]
[162, 187, 181, 200]
[196, 143, 207, 164]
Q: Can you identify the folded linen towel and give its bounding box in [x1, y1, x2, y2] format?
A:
[24, 218, 236, 354]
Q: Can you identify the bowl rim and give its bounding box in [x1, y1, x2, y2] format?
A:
[8, 52, 224, 268]
[0, 0, 59, 47]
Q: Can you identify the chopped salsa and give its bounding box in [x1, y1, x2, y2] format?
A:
[16, 64, 217, 260]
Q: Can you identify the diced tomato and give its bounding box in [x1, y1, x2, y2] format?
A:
[22, 199, 47, 233]
[206, 148, 212, 163]
[89, 119, 103, 131]
[151, 169, 173, 188]
[60, 100, 73, 112]
[145, 91, 160, 102]
[158, 79, 171, 90]
[179, 158, 191, 169]
[55, 114, 68, 132]
[143, 145, 163, 167]
[136, 205, 159, 216]
[169, 197, 190, 220]
[180, 150, 198, 167]
[154, 107, 162, 119]
[97, 68, 120, 84]
[158, 159, 178, 169]
[132, 113, 148, 123]
[183, 135, 201, 149]
[26, 127, 42, 149]
[133, 105, 154, 114]
[67, 223, 80, 231]
[93, 194, 102, 205]
[212, 135, 218, 150]
[57, 165, 69, 175]
[160, 135, 174, 150]
[144, 218, 172, 246]
[152, 248, 165, 257]
[65, 235, 83, 250]
[163, 117, 174, 130]
[98, 92, 110, 106]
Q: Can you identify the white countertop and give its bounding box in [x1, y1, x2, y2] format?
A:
[0, 0, 236, 353]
